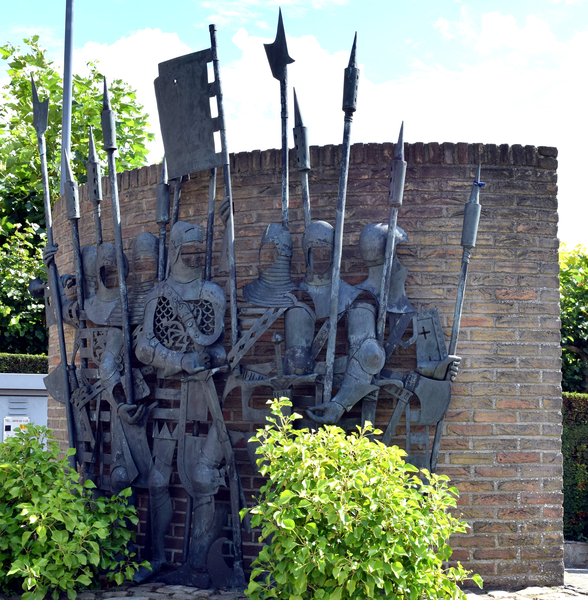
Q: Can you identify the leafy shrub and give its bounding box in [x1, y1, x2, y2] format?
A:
[560, 244, 588, 392]
[0, 425, 146, 600]
[0, 352, 47, 373]
[563, 392, 588, 541]
[243, 398, 482, 600]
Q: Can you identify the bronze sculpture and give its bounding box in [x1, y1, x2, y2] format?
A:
[34, 9, 483, 590]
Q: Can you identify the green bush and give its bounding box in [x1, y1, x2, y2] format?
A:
[0, 352, 48, 373]
[0, 425, 146, 600]
[243, 398, 482, 600]
[563, 392, 588, 541]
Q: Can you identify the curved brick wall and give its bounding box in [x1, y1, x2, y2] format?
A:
[48, 141, 562, 588]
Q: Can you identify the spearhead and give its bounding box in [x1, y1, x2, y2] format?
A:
[156, 157, 171, 225]
[264, 8, 294, 81]
[101, 78, 117, 151]
[342, 33, 359, 113]
[31, 76, 49, 137]
[87, 127, 103, 205]
[388, 122, 406, 207]
[293, 89, 310, 172]
[63, 150, 80, 220]
[461, 164, 484, 249]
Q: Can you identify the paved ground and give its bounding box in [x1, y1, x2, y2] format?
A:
[463, 569, 588, 599]
[3, 570, 588, 599]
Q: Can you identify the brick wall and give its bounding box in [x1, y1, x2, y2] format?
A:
[48, 141, 562, 589]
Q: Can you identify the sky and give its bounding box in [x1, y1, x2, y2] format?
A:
[1, 0, 586, 247]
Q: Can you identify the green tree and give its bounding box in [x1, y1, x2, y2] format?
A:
[560, 243, 588, 392]
[0, 36, 154, 354]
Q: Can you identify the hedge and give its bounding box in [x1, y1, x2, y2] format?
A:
[563, 392, 588, 541]
[0, 353, 48, 374]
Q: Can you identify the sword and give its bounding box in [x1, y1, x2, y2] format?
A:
[31, 77, 76, 469]
[376, 123, 406, 344]
[323, 33, 360, 404]
[101, 78, 135, 405]
[265, 9, 295, 230]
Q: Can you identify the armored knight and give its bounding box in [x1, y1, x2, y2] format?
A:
[42, 239, 153, 494]
[284, 220, 359, 377]
[242, 223, 297, 308]
[135, 220, 228, 587]
[308, 222, 460, 470]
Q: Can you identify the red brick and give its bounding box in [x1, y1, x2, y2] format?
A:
[497, 452, 540, 464]
[497, 507, 541, 519]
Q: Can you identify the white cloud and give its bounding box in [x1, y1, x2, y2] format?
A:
[222, 28, 350, 152]
[59, 13, 588, 246]
[200, 0, 348, 26]
[72, 28, 193, 161]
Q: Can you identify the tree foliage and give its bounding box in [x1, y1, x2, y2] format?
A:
[243, 398, 482, 600]
[562, 392, 588, 541]
[0, 224, 46, 353]
[0, 36, 154, 354]
[560, 244, 588, 392]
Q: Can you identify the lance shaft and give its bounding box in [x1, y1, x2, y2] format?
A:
[102, 80, 134, 405]
[64, 154, 88, 374]
[32, 81, 76, 468]
[205, 168, 217, 282]
[323, 34, 359, 405]
[280, 76, 289, 230]
[156, 159, 170, 282]
[210, 24, 238, 347]
[376, 124, 406, 344]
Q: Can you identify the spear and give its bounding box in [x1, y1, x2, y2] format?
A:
[376, 123, 406, 344]
[430, 166, 483, 472]
[101, 78, 134, 405]
[155, 158, 170, 282]
[63, 151, 88, 378]
[265, 8, 295, 230]
[86, 127, 103, 247]
[449, 164, 483, 357]
[210, 24, 238, 347]
[60, 0, 74, 195]
[323, 34, 360, 405]
[293, 88, 311, 227]
[31, 77, 76, 469]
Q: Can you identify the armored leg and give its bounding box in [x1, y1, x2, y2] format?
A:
[284, 304, 316, 375]
[149, 429, 177, 570]
[330, 302, 385, 412]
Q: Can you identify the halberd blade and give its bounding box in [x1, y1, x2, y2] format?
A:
[264, 9, 294, 81]
[31, 76, 49, 136]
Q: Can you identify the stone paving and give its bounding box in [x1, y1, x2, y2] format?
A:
[3, 570, 588, 600]
[463, 569, 588, 599]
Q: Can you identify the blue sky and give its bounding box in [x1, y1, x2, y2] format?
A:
[1, 0, 587, 246]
